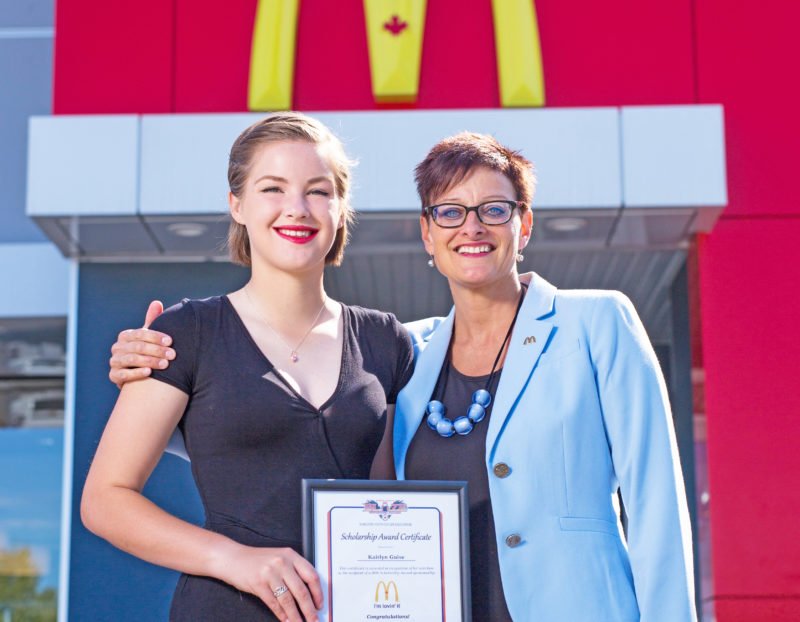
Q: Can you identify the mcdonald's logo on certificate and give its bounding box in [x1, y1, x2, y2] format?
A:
[375, 579, 399, 602]
[302, 480, 471, 621]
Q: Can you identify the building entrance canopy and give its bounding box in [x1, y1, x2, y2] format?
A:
[26, 106, 726, 342]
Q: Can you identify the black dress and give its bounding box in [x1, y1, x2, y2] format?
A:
[404, 361, 514, 621]
[148, 296, 414, 621]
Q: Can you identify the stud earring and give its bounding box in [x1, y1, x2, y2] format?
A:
[516, 252, 524, 263]
[427, 255, 435, 268]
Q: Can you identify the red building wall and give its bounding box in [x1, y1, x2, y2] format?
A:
[53, 0, 174, 113]
[694, 1, 800, 619]
[53, 0, 698, 113]
[52, 0, 800, 618]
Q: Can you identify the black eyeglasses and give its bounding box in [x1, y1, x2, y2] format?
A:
[425, 200, 519, 228]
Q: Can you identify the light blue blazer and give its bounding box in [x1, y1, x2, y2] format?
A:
[395, 273, 696, 622]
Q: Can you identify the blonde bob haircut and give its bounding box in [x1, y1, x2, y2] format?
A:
[227, 112, 355, 267]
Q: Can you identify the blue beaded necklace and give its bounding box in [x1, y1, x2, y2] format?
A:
[425, 283, 527, 437]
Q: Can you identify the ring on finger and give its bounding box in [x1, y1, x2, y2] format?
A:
[272, 585, 289, 598]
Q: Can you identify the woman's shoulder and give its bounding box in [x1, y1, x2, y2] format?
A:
[342, 303, 402, 329]
[341, 303, 412, 348]
[552, 286, 635, 316]
[147, 297, 227, 394]
[550, 288, 643, 341]
[526, 272, 632, 313]
[555, 287, 630, 304]
[150, 295, 227, 333]
[401, 316, 447, 344]
[159, 295, 226, 312]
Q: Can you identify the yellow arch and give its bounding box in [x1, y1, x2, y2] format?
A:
[491, 0, 546, 107]
[247, 0, 300, 111]
[375, 580, 400, 601]
[363, 0, 427, 103]
[246, 0, 545, 109]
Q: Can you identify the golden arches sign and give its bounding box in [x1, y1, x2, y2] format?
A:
[375, 580, 400, 602]
[247, 0, 545, 110]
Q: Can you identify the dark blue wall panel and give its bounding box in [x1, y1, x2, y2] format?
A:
[70, 262, 247, 621]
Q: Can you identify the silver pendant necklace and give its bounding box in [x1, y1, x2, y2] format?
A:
[244, 285, 328, 363]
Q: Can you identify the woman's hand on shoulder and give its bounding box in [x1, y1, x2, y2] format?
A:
[214, 542, 323, 622]
[109, 301, 176, 388]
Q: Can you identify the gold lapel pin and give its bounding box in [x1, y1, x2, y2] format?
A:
[523, 336, 536, 345]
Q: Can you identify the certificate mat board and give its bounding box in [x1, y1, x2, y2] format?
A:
[303, 479, 471, 622]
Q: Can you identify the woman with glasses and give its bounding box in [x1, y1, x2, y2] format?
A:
[108, 130, 696, 621]
[363, 132, 696, 621]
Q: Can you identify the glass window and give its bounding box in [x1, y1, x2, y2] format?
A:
[0, 317, 67, 380]
[0, 317, 66, 622]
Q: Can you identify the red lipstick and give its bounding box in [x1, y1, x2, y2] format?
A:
[273, 225, 319, 244]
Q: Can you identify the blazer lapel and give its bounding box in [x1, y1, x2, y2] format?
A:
[394, 308, 455, 478]
[486, 274, 557, 456]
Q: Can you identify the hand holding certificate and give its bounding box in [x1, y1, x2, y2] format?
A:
[303, 480, 471, 622]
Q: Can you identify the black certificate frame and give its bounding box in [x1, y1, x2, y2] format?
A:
[302, 479, 472, 622]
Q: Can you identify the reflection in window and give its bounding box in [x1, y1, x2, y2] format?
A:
[0, 318, 66, 429]
[0, 430, 61, 622]
[0, 318, 66, 621]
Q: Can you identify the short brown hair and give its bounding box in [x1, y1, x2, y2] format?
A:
[227, 112, 355, 266]
[414, 132, 536, 214]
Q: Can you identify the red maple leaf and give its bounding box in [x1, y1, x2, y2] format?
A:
[384, 15, 408, 35]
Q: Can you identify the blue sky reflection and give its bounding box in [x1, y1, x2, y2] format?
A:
[0, 427, 62, 590]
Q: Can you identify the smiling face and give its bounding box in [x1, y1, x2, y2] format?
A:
[229, 139, 343, 276]
[421, 166, 532, 291]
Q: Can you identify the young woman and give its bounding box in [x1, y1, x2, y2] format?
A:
[109, 130, 696, 621]
[82, 113, 414, 622]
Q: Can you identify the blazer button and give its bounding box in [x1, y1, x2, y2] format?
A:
[505, 534, 522, 548]
[493, 463, 510, 478]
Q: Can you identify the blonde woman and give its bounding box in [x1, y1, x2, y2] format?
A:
[82, 113, 414, 622]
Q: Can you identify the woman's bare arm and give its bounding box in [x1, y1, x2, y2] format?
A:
[81, 379, 323, 622]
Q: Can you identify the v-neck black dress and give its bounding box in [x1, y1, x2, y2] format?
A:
[147, 296, 414, 621]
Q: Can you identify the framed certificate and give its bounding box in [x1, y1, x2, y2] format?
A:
[302, 479, 471, 622]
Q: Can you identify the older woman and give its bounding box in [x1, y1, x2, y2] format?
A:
[109, 130, 696, 621]
[380, 133, 696, 621]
